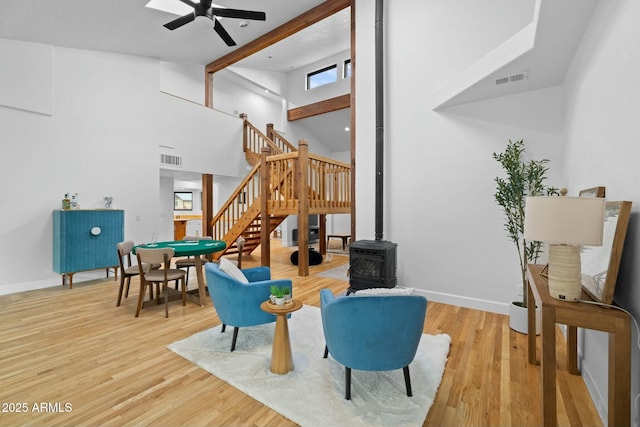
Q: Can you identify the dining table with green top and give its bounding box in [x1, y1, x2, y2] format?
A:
[134, 239, 226, 307]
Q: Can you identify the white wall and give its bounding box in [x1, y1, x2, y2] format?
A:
[0, 39, 53, 115]
[229, 66, 288, 98]
[159, 61, 205, 105]
[355, 0, 561, 312]
[159, 176, 175, 242]
[0, 44, 244, 294]
[212, 69, 283, 128]
[562, 0, 640, 423]
[286, 49, 351, 108]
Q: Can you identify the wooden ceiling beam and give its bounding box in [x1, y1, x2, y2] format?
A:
[205, 0, 350, 75]
[287, 94, 350, 121]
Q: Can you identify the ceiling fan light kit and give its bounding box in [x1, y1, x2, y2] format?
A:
[163, 0, 266, 46]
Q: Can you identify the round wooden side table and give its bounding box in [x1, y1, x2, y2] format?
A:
[260, 299, 303, 374]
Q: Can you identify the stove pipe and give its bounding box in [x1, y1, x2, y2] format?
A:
[375, 0, 384, 241]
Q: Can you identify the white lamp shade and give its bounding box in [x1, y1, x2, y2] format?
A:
[524, 196, 605, 246]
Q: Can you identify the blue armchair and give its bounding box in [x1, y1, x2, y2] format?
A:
[205, 262, 292, 351]
[320, 288, 427, 400]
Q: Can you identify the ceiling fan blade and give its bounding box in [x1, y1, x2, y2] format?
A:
[213, 19, 236, 46]
[164, 13, 195, 30]
[210, 8, 266, 21]
[178, 0, 198, 8]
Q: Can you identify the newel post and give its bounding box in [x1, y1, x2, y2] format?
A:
[240, 113, 248, 152]
[297, 140, 310, 277]
[266, 123, 274, 141]
[260, 146, 271, 267]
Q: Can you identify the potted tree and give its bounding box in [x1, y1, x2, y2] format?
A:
[493, 139, 558, 333]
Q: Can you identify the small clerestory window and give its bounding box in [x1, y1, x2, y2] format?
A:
[306, 64, 337, 90]
[343, 59, 351, 79]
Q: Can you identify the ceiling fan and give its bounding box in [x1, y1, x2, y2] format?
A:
[163, 0, 266, 47]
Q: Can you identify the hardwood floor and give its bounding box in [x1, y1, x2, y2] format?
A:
[0, 240, 602, 426]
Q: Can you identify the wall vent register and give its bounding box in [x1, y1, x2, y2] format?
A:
[160, 153, 183, 167]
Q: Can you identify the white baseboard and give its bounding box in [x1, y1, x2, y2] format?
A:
[413, 288, 510, 315]
[0, 271, 113, 296]
[0, 278, 60, 295]
[581, 359, 608, 425]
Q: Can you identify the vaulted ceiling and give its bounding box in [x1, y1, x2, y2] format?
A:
[0, 0, 338, 66]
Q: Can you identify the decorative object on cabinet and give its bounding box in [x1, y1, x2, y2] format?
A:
[53, 209, 124, 288]
[62, 193, 71, 210]
[579, 200, 632, 304]
[524, 196, 605, 302]
[492, 139, 559, 332]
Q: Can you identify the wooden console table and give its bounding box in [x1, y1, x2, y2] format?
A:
[526, 264, 631, 427]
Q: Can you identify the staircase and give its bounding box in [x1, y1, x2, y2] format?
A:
[209, 115, 351, 276]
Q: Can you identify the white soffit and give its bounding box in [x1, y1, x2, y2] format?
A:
[432, 0, 597, 110]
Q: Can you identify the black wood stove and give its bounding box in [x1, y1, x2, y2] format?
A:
[349, 240, 397, 291]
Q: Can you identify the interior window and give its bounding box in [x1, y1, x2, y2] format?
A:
[174, 192, 193, 211]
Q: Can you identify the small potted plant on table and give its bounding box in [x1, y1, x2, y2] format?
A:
[270, 285, 286, 306]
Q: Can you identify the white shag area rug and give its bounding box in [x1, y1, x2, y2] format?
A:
[168, 305, 450, 427]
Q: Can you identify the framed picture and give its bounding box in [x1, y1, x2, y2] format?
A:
[580, 200, 632, 304]
[579, 186, 606, 198]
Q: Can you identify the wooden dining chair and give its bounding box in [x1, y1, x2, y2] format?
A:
[116, 241, 162, 306]
[116, 240, 159, 306]
[135, 247, 186, 318]
[175, 235, 212, 287]
[116, 241, 139, 306]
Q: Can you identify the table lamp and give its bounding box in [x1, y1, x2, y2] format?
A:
[523, 196, 605, 301]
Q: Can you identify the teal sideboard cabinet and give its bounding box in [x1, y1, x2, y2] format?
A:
[53, 209, 124, 288]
